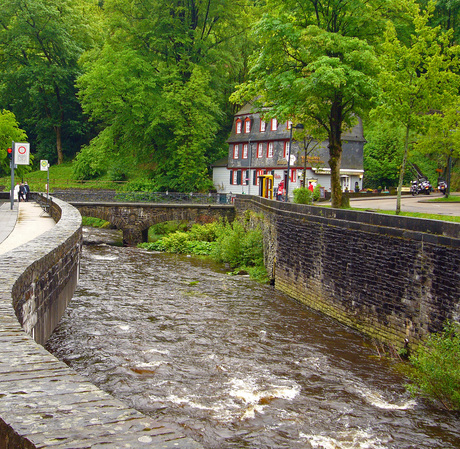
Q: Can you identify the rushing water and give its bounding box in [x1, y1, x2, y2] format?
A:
[46, 227, 460, 449]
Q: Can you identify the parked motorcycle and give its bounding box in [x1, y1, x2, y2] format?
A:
[438, 180, 448, 195]
[410, 178, 432, 195]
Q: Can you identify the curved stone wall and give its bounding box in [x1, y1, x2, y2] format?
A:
[235, 195, 460, 349]
[0, 195, 201, 448]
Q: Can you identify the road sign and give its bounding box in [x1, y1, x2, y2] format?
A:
[40, 160, 49, 171]
[14, 142, 30, 165]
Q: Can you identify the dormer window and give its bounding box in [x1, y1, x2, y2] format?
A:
[260, 121, 266, 132]
[236, 119, 242, 134]
[244, 118, 251, 133]
[270, 118, 277, 131]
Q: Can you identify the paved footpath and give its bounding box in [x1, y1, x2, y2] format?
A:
[0, 201, 56, 254]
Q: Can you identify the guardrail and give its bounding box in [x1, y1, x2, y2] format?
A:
[114, 191, 233, 204]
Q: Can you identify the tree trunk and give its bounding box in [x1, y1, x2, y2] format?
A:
[329, 140, 343, 208]
[329, 99, 343, 208]
[396, 124, 410, 215]
[55, 125, 64, 165]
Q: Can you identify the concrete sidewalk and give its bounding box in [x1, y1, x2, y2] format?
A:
[0, 200, 56, 255]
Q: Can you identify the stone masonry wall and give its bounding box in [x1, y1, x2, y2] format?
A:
[235, 195, 460, 348]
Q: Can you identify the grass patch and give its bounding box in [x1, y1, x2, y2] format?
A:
[428, 195, 460, 203]
[366, 210, 460, 223]
[0, 163, 127, 193]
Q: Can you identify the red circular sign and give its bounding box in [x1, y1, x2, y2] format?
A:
[17, 146, 27, 154]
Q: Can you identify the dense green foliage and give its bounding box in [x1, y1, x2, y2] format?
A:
[0, 0, 97, 165]
[139, 220, 268, 282]
[73, 0, 255, 192]
[407, 322, 460, 410]
[0, 0, 459, 195]
[0, 110, 30, 178]
[81, 216, 111, 228]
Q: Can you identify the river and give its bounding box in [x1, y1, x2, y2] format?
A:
[45, 227, 460, 449]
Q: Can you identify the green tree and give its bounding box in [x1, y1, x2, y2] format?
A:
[231, 0, 394, 207]
[373, 0, 460, 213]
[363, 120, 406, 189]
[0, 110, 28, 176]
[77, 0, 255, 191]
[0, 0, 97, 165]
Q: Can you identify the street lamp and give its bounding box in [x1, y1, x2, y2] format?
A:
[286, 123, 304, 202]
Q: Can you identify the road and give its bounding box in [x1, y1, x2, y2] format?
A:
[349, 193, 460, 217]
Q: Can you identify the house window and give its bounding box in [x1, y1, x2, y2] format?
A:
[257, 143, 263, 158]
[233, 144, 239, 159]
[242, 143, 248, 159]
[270, 118, 277, 131]
[291, 169, 296, 183]
[243, 169, 249, 185]
[267, 142, 274, 158]
[284, 141, 290, 158]
[230, 169, 242, 185]
[244, 118, 251, 133]
[236, 119, 242, 134]
[260, 120, 266, 132]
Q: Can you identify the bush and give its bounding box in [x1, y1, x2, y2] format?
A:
[139, 218, 268, 282]
[312, 184, 322, 201]
[407, 321, 460, 410]
[293, 187, 312, 204]
[188, 222, 220, 242]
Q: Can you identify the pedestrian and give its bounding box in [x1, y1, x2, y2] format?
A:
[18, 182, 25, 202]
[277, 181, 285, 201]
[308, 181, 314, 192]
[24, 182, 30, 201]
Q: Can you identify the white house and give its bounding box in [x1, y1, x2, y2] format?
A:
[212, 103, 365, 200]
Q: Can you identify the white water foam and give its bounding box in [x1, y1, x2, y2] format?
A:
[89, 254, 119, 261]
[229, 377, 301, 420]
[300, 429, 390, 449]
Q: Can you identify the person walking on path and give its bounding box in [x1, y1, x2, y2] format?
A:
[24, 182, 30, 202]
[19, 182, 26, 202]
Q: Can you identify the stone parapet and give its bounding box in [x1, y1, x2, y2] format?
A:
[235, 195, 460, 348]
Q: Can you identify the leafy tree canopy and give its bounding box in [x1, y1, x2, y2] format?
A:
[76, 0, 255, 192]
[0, 0, 98, 165]
[0, 109, 29, 177]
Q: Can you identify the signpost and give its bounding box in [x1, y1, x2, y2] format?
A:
[14, 142, 30, 165]
[40, 160, 50, 199]
[9, 141, 30, 209]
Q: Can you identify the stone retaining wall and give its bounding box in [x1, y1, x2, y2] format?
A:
[0, 195, 201, 448]
[235, 195, 460, 348]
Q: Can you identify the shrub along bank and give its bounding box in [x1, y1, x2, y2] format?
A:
[407, 321, 460, 411]
[138, 219, 268, 283]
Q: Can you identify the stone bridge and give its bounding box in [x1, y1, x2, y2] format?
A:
[71, 202, 236, 246]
